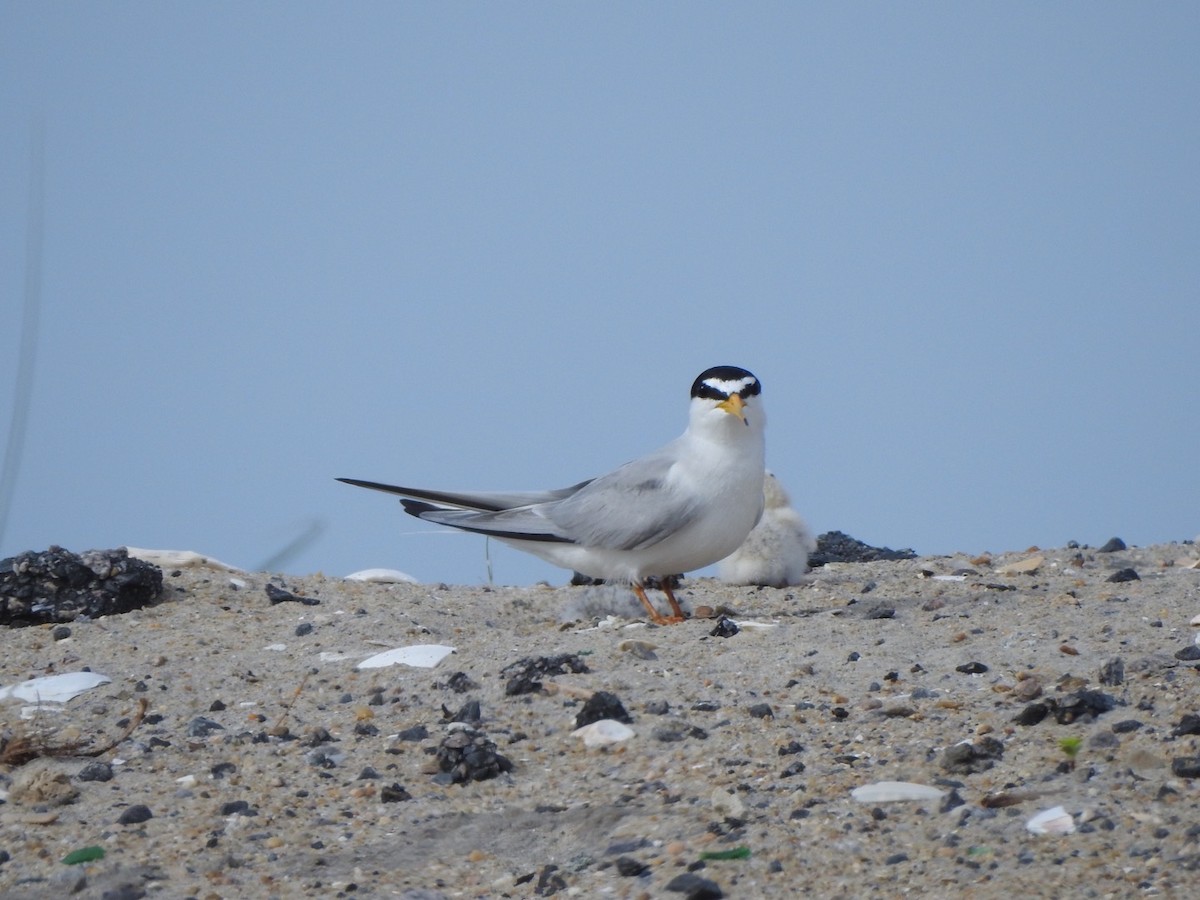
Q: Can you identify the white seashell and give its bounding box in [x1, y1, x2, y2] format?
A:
[0, 671, 111, 704]
[318, 651, 352, 662]
[1190, 612, 1200, 627]
[731, 619, 779, 630]
[229, 577, 248, 590]
[356, 644, 456, 670]
[931, 574, 968, 582]
[571, 719, 635, 748]
[1026, 805, 1075, 835]
[344, 568, 419, 584]
[176, 775, 196, 786]
[851, 781, 945, 803]
[263, 643, 288, 652]
[124, 547, 243, 571]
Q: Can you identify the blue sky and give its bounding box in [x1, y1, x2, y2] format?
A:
[2, 3, 1197, 585]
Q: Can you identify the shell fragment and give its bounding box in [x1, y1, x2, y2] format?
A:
[356, 644, 456, 670]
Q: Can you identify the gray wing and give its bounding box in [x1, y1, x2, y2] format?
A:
[337, 477, 591, 511]
[543, 443, 701, 551]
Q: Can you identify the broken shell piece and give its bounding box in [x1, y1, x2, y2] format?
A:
[732, 619, 779, 630]
[344, 568, 419, 584]
[124, 547, 243, 572]
[996, 555, 1045, 575]
[571, 719, 634, 748]
[850, 781, 945, 803]
[1026, 805, 1075, 835]
[618, 640, 658, 660]
[356, 644, 455, 670]
[1190, 613, 1200, 627]
[0, 671, 111, 704]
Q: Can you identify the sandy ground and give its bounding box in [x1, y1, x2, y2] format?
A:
[2, 541, 1200, 899]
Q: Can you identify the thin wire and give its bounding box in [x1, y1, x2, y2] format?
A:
[0, 119, 45, 550]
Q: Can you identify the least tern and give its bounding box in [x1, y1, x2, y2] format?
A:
[338, 365, 766, 623]
[717, 470, 815, 587]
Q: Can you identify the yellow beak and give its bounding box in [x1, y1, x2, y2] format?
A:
[716, 393, 746, 422]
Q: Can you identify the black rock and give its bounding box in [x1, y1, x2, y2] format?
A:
[865, 605, 896, 620]
[210, 762, 237, 779]
[1099, 658, 1125, 686]
[357, 766, 379, 780]
[709, 616, 739, 638]
[808, 531, 917, 567]
[117, 804, 153, 825]
[0, 546, 163, 626]
[644, 700, 670, 715]
[1014, 702, 1050, 726]
[747, 703, 774, 719]
[940, 789, 966, 813]
[778, 740, 804, 756]
[220, 800, 255, 816]
[187, 716, 225, 737]
[665, 871, 725, 899]
[380, 782, 413, 803]
[51, 624, 71, 640]
[1171, 757, 1200, 779]
[77, 761, 113, 782]
[615, 856, 649, 876]
[1175, 646, 1200, 662]
[444, 671, 479, 693]
[1172, 714, 1200, 737]
[1106, 568, 1140, 583]
[294, 622, 314, 636]
[446, 699, 482, 724]
[397, 724, 430, 741]
[956, 662, 989, 675]
[941, 737, 1004, 774]
[434, 727, 514, 784]
[265, 583, 320, 606]
[1054, 690, 1118, 724]
[534, 864, 567, 896]
[1098, 537, 1127, 553]
[780, 760, 806, 777]
[575, 690, 633, 728]
[501, 654, 590, 695]
[1112, 720, 1144, 734]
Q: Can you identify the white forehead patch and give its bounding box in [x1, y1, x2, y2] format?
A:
[703, 376, 757, 397]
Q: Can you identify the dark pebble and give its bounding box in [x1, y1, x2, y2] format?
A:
[956, 662, 988, 675]
[75, 761, 113, 782]
[847, 651, 861, 662]
[1112, 720, 1144, 734]
[501, 654, 589, 696]
[117, 804, 153, 825]
[380, 783, 413, 803]
[187, 716, 225, 737]
[865, 605, 895, 620]
[1106, 568, 1140, 583]
[51, 625, 71, 640]
[1174, 646, 1200, 662]
[780, 760, 806, 777]
[209, 699, 226, 711]
[357, 767, 379, 780]
[1098, 537, 1127, 553]
[220, 800, 255, 816]
[940, 789, 966, 813]
[831, 707, 849, 720]
[665, 871, 725, 899]
[885, 852, 909, 865]
[536, 866, 567, 895]
[1014, 702, 1050, 726]
[0, 546, 163, 626]
[644, 700, 670, 715]
[434, 727, 513, 784]
[1054, 690, 1118, 724]
[692, 700, 721, 712]
[747, 703, 774, 719]
[709, 616, 739, 638]
[265, 582, 320, 606]
[1172, 714, 1200, 737]
[211, 762, 237, 779]
[1171, 757, 1200, 779]
[1089, 731, 1120, 749]
[941, 737, 1004, 774]
[1099, 658, 1125, 686]
[444, 671, 479, 693]
[294, 622, 314, 636]
[397, 724, 429, 741]
[447, 700, 482, 724]
[575, 690, 633, 728]
[778, 740, 804, 756]
[809, 531, 916, 566]
[615, 856, 649, 876]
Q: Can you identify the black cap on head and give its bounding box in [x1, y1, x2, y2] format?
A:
[691, 366, 761, 401]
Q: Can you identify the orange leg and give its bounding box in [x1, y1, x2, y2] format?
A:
[660, 582, 687, 620]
